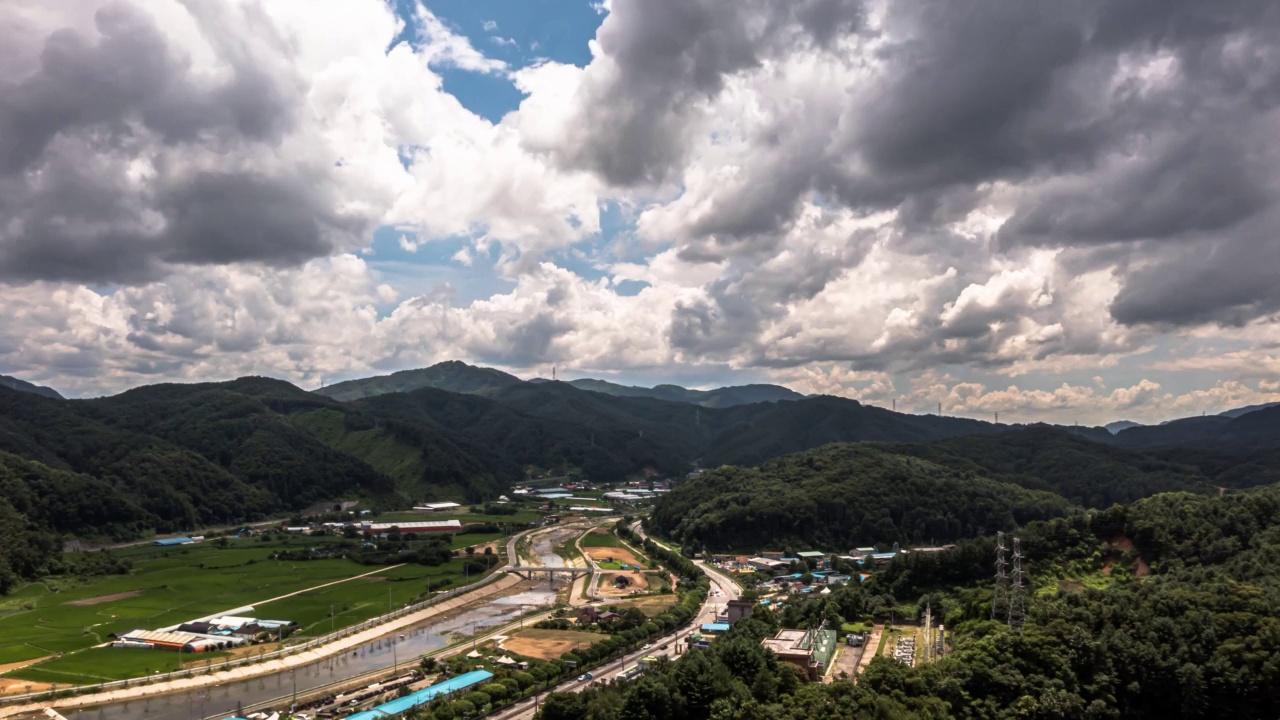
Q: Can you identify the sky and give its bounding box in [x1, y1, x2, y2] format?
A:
[1, 0, 1279, 426]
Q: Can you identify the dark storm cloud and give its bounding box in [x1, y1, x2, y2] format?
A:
[1109, 210, 1280, 327]
[545, 0, 865, 187]
[0, 2, 364, 284]
[584, 0, 1280, 332]
[476, 312, 574, 366]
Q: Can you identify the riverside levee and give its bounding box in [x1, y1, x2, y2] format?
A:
[61, 590, 554, 720]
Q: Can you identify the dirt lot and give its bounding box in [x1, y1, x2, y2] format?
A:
[584, 546, 646, 568]
[64, 590, 143, 606]
[613, 595, 677, 617]
[0, 677, 61, 696]
[501, 629, 607, 660]
[599, 571, 649, 597]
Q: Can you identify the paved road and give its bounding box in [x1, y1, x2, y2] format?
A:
[492, 526, 741, 719]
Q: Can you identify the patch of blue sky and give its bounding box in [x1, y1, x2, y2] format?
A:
[388, 0, 604, 123]
[364, 227, 514, 312]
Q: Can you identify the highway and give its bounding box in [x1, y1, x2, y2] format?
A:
[491, 525, 741, 719]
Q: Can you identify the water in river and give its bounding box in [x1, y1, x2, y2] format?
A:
[65, 588, 557, 720]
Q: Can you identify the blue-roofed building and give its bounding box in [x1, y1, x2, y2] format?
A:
[701, 622, 730, 634]
[154, 537, 196, 546]
[344, 670, 494, 719]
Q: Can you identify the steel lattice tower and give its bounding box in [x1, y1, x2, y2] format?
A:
[1009, 537, 1026, 630]
[992, 531, 1009, 622]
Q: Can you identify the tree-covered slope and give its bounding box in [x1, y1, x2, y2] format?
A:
[700, 395, 1004, 467]
[0, 374, 62, 400]
[648, 443, 1071, 552]
[883, 427, 1219, 507]
[352, 387, 691, 482]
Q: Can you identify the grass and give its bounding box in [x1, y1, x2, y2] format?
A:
[0, 536, 501, 683]
[7, 647, 231, 685]
[288, 409, 427, 488]
[841, 621, 871, 634]
[451, 533, 503, 550]
[579, 530, 625, 549]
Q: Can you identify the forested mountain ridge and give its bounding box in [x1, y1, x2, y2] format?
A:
[882, 427, 1219, 507]
[1114, 404, 1280, 451]
[557, 377, 804, 407]
[0, 374, 62, 399]
[647, 443, 1073, 552]
[315, 360, 523, 401]
[350, 387, 693, 480]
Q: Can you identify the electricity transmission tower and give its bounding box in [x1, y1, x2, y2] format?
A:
[992, 531, 1009, 622]
[1009, 537, 1026, 630]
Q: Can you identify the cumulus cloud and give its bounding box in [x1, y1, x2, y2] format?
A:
[3, 0, 1280, 426]
[0, 0, 594, 284]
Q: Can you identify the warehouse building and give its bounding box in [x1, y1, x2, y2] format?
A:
[113, 629, 245, 652]
[795, 551, 829, 568]
[153, 536, 199, 547]
[748, 557, 789, 573]
[344, 670, 494, 719]
[414, 502, 462, 513]
[359, 520, 462, 535]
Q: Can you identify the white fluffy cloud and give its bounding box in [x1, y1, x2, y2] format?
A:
[3, 0, 1279, 426]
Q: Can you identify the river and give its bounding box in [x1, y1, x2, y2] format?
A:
[50, 525, 592, 720]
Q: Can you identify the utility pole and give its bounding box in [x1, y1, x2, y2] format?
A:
[892, 398, 896, 412]
[992, 531, 1009, 623]
[1009, 537, 1026, 631]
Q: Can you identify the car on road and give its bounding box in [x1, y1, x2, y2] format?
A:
[642, 643, 652, 650]
[578, 672, 593, 682]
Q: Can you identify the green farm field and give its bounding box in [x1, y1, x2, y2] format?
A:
[0, 536, 502, 682]
[7, 647, 230, 686]
[579, 530, 625, 549]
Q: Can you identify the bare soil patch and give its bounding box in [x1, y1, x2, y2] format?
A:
[613, 595, 676, 617]
[65, 590, 142, 607]
[0, 677, 62, 696]
[0, 657, 52, 675]
[501, 629, 606, 661]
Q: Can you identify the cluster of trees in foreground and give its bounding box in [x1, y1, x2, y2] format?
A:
[545, 485, 1280, 719]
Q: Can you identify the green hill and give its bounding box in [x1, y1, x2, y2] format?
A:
[0, 374, 62, 400]
[315, 361, 523, 401]
[647, 443, 1071, 552]
[882, 427, 1219, 507]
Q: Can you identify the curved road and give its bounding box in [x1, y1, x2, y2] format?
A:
[492, 525, 741, 719]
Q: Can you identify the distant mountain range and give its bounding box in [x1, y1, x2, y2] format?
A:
[537, 377, 804, 407]
[318, 361, 803, 408]
[1105, 420, 1143, 434]
[3, 360, 1280, 590]
[0, 374, 62, 400]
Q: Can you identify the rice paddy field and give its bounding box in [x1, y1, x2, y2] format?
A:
[0, 533, 504, 685]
